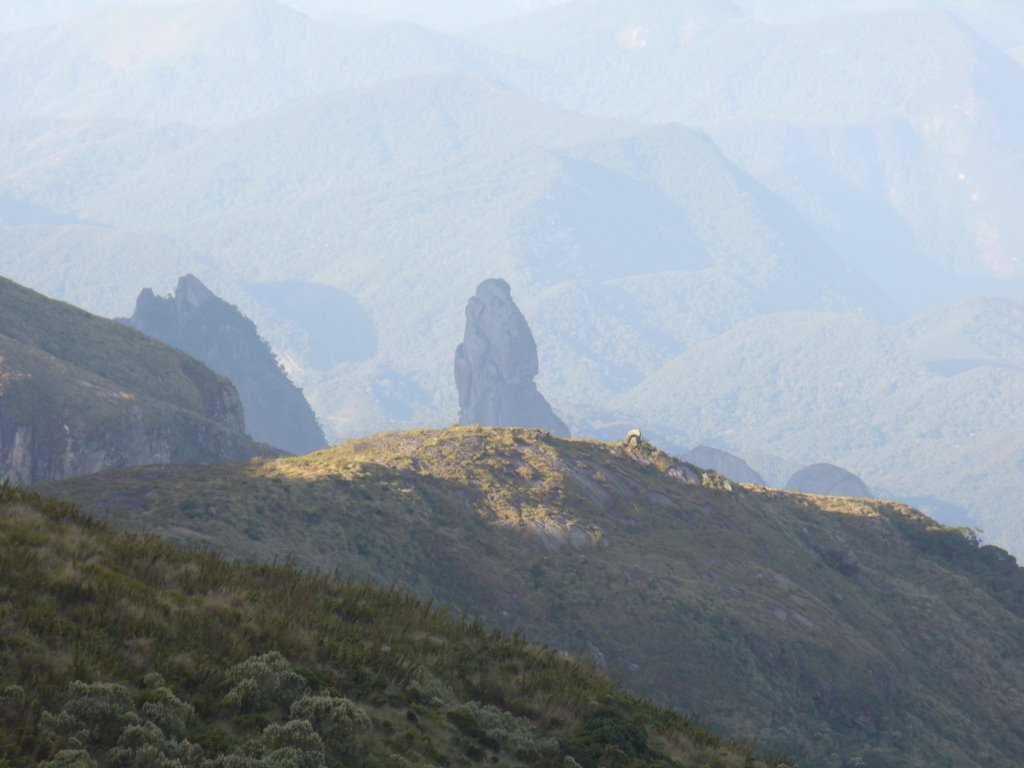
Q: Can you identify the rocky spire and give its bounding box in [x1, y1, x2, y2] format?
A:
[125, 275, 328, 455]
[454, 279, 569, 437]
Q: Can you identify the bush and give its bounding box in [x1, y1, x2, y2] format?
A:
[141, 674, 195, 739]
[39, 682, 140, 753]
[445, 701, 557, 760]
[568, 713, 651, 767]
[289, 695, 370, 746]
[38, 750, 97, 768]
[260, 719, 325, 768]
[223, 653, 307, 713]
[106, 720, 203, 767]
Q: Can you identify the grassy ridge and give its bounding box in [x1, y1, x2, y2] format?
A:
[0, 483, 785, 767]
[40, 426, 1024, 767]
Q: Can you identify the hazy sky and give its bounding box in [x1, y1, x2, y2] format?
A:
[0, 0, 1019, 32]
[0, 0, 570, 33]
[3, 0, 1021, 56]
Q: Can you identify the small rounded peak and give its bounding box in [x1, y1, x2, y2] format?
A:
[175, 274, 215, 308]
[786, 463, 872, 499]
[683, 445, 765, 485]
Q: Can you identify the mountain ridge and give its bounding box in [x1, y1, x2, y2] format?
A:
[0, 276, 275, 483]
[39, 425, 1024, 767]
[124, 274, 327, 455]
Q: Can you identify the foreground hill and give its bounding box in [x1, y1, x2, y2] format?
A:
[0, 483, 782, 768]
[0, 277, 272, 483]
[42, 426, 1024, 767]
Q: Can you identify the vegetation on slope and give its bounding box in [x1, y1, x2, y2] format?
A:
[0, 483, 785, 768]
[41, 426, 1024, 767]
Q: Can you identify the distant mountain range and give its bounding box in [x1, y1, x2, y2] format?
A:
[476, 0, 1024, 299]
[2, 0, 1022, 554]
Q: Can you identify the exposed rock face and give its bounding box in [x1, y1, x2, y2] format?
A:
[454, 279, 569, 436]
[682, 445, 765, 485]
[0, 276, 272, 485]
[125, 275, 327, 455]
[786, 463, 873, 498]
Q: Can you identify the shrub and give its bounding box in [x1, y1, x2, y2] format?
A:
[568, 713, 651, 767]
[141, 674, 195, 739]
[39, 682, 140, 753]
[38, 750, 98, 768]
[106, 720, 203, 767]
[445, 701, 557, 760]
[260, 719, 325, 768]
[289, 694, 370, 745]
[223, 653, 307, 713]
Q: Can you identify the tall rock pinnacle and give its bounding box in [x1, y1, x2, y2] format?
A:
[454, 279, 569, 437]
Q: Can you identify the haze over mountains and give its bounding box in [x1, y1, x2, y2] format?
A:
[2, 0, 1022, 552]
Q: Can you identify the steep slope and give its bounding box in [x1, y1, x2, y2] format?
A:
[41, 426, 1024, 767]
[124, 274, 327, 455]
[0, 277, 271, 483]
[0, 484, 783, 768]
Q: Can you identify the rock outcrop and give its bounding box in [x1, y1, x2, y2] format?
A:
[0, 277, 272, 484]
[454, 279, 569, 436]
[125, 275, 327, 455]
[682, 445, 765, 485]
[786, 462, 873, 498]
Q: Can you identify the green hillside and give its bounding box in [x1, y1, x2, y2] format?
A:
[41, 426, 1024, 767]
[0, 277, 272, 484]
[0, 483, 784, 768]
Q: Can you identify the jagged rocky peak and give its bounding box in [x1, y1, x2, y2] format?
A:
[177, 273, 216, 307]
[683, 445, 765, 485]
[126, 275, 328, 455]
[786, 462, 873, 498]
[454, 278, 569, 437]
